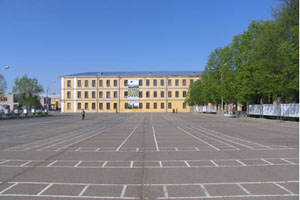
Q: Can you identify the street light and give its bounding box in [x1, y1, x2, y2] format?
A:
[0, 66, 9, 71]
[46, 81, 56, 111]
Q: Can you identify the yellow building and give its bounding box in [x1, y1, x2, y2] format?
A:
[60, 71, 201, 113]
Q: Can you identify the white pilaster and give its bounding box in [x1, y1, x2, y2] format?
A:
[61, 77, 64, 112]
[74, 77, 77, 112]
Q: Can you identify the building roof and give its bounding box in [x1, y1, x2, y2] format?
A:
[62, 71, 202, 77]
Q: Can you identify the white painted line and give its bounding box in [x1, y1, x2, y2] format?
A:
[210, 160, 219, 167]
[163, 185, 168, 198]
[237, 183, 251, 195]
[274, 183, 295, 194]
[96, 148, 101, 152]
[281, 158, 296, 165]
[37, 183, 53, 196]
[184, 161, 190, 167]
[136, 148, 139, 152]
[20, 161, 32, 167]
[74, 161, 82, 167]
[75, 148, 81, 152]
[47, 161, 57, 167]
[195, 147, 200, 151]
[55, 128, 106, 151]
[199, 184, 210, 197]
[196, 125, 271, 149]
[0, 183, 18, 194]
[236, 160, 247, 166]
[120, 185, 127, 197]
[130, 161, 134, 168]
[175, 147, 179, 151]
[0, 160, 9, 165]
[102, 161, 108, 167]
[187, 126, 240, 150]
[116, 126, 138, 151]
[78, 184, 90, 196]
[159, 161, 163, 167]
[152, 126, 160, 151]
[261, 159, 274, 165]
[177, 127, 220, 151]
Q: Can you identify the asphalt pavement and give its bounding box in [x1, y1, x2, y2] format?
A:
[0, 112, 298, 199]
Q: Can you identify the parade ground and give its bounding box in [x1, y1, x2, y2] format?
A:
[0, 113, 298, 200]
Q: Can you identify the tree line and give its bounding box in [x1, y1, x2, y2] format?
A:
[186, 0, 299, 108]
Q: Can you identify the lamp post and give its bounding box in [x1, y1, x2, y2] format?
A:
[46, 81, 55, 111]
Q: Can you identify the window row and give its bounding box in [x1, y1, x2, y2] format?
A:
[66, 79, 195, 88]
[66, 91, 187, 99]
[66, 102, 187, 110]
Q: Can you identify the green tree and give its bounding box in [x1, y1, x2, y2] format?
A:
[13, 75, 44, 109]
[0, 74, 7, 98]
[185, 80, 203, 106]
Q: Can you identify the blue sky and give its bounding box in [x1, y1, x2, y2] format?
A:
[0, 0, 278, 94]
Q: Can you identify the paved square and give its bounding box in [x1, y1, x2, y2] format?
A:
[0, 113, 298, 199]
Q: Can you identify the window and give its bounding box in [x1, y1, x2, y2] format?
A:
[175, 79, 179, 86]
[85, 103, 88, 110]
[183, 91, 187, 97]
[77, 103, 81, 110]
[190, 79, 194, 85]
[106, 103, 110, 110]
[168, 91, 172, 98]
[99, 103, 103, 110]
[67, 80, 71, 88]
[168, 102, 172, 109]
[106, 80, 110, 87]
[175, 91, 179, 98]
[160, 79, 164, 86]
[161, 91, 164, 98]
[99, 91, 103, 98]
[168, 79, 172, 86]
[153, 91, 157, 98]
[139, 91, 143, 98]
[92, 91, 96, 98]
[183, 79, 186, 86]
[92, 80, 96, 87]
[114, 91, 118, 98]
[114, 103, 117, 110]
[85, 91, 88, 98]
[99, 80, 103, 87]
[139, 103, 143, 109]
[77, 80, 81, 87]
[92, 103, 96, 110]
[114, 80, 118, 87]
[77, 91, 81, 98]
[146, 103, 150, 109]
[85, 80, 88, 87]
[67, 91, 71, 99]
[146, 79, 150, 86]
[67, 103, 71, 110]
[153, 103, 157, 109]
[124, 91, 128, 97]
[146, 91, 150, 98]
[139, 80, 143, 86]
[183, 103, 187, 109]
[125, 103, 128, 109]
[106, 91, 110, 98]
[161, 102, 164, 109]
[124, 80, 128, 86]
[153, 79, 157, 86]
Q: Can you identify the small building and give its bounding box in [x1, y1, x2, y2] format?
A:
[0, 94, 19, 111]
[40, 93, 61, 111]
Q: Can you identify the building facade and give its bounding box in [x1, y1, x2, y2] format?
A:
[60, 71, 201, 113]
[0, 94, 18, 111]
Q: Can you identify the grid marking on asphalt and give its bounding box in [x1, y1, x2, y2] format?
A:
[0, 180, 297, 199]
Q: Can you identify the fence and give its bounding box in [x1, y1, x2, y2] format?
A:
[248, 103, 299, 118]
[195, 105, 217, 113]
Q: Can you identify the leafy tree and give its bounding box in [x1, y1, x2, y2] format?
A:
[13, 74, 44, 109]
[185, 80, 203, 106]
[0, 74, 7, 98]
